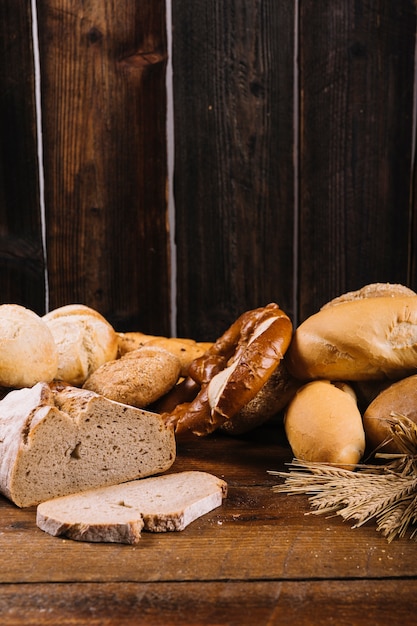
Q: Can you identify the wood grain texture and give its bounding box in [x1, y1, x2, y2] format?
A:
[0, 0, 46, 313]
[0, 419, 416, 624]
[297, 0, 417, 320]
[0, 580, 415, 625]
[36, 0, 170, 333]
[172, 1, 296, 340]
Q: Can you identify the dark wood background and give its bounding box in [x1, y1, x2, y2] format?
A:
[1, 0, 416, 340]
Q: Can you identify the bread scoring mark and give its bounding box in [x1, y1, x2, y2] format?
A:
[389, 321, 417, 348]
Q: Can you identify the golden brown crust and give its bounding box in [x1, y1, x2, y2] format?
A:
[321, 283, 416, 309]
[117, 333, 213, 377]
[286, 296, 417, 381]
[220, 361, 300, 435]
[284, 380, 365, 469]
[162, 303, 293, 437]
[83, 346, 181, 408]
[362, 374, 417, 453]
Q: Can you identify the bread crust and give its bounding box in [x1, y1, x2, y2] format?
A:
[363, 374, 417, 453]
[284, 380, 365, 469]
[0, 382, 176, 507]
[43, 304, 118, 386]
[0, 304, 58, 388]
[286, 296, 417, 381]
[83, 346, 181, 408]
[36, 471, 227, 544]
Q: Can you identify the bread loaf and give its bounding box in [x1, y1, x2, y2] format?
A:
[0, 382, 176, 507]
[0, 304, 58, 388]
[83, 346, 181, 408]
[117, 332, 212, 377]
[284, 380, 365, 469]
[362, 374, 417, 453]
[321, 282, 416, 309]
[43, 304, 118, 386]
[286, 296, 417, 381]
[36, 471, 227, 544]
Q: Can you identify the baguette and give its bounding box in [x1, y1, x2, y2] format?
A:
[286, 296, 417, 381]
[36, 471, 227, 544]
[0, 382, 176, 507]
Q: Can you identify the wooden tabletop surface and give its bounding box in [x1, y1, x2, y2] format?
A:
[0, 417, 416, 625]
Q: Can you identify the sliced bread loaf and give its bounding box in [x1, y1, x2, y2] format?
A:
[36, 471, 227, 544]
[0, 382, 176, 507]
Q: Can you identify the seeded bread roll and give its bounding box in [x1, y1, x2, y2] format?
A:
[0, 382, 176, 507]
[284, 380, 365, 469]
[43, 304, 118, 386]
[36, 471, 227, 544]
[286, 296, 417, 381]
[0, 304, 58, 388]
[362, 374, 417, 453]
[83, 346, 181, 408]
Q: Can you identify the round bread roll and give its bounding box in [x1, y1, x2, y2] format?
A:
[43, 304, 118, 386]
[286, 296, 417, 381]
[284, 380, 365, 469]
[220, 361, 300, 435]
[83, 346, 182, 408]
[321, 282, 416, 309]
[362, 374, 417, 453]
[0, 304, 58, 388]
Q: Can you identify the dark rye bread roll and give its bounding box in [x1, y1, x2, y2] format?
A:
[286, 296, 417, 381]
[0, 382, 176, 507]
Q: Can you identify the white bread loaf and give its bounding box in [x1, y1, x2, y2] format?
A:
[321, 282, 416, 309]
[36, 471, 227, 544]
[286, 296, 417, 381]
[43, 304, 118, 386]
[284, 380, 365, 469]
[0, 382, 176, 507]
[83, 346, 182, 408]
[0, 304, 58, 388]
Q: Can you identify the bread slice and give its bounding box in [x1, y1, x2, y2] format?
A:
[36, 471, 227, 544]
[0, 382, 176, 507]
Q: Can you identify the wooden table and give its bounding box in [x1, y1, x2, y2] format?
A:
[0, 417, 416, 625]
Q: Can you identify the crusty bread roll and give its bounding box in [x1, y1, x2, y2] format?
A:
[321, 282, 416, 309]
[43, 304, 118, 386]
[83, 346, 181, 408]
[362, 374, 417, 453]
[286, 296, 417, 381]
[36, 471, 227, 544]
[284, 380, 366, 469]
[220, 361, 300, 435]
[117, 332, 212, 377]
[0, 382, 176, 507]
[0, 304, 58, 388]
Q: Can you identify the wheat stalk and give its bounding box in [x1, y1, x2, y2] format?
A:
[270, 415, 417, 542]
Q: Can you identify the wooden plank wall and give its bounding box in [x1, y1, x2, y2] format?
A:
[0, 1, 416, 341]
